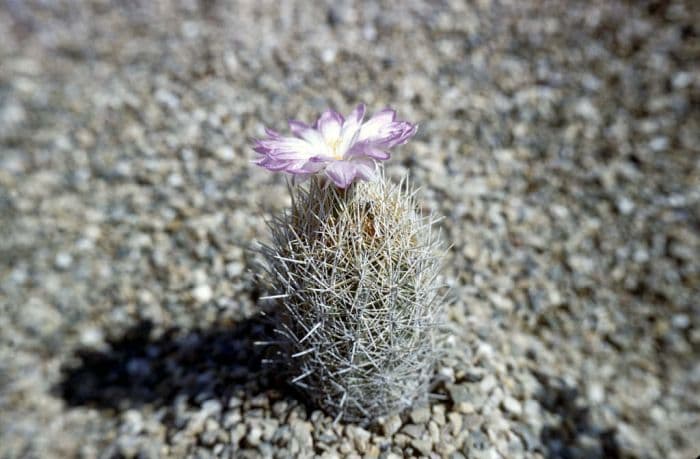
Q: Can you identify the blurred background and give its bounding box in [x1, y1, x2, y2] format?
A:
[1, 1, 698, 458]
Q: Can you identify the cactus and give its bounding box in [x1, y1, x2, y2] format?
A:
[258, 173, 444, 423]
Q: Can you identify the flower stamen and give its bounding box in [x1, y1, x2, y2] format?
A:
[328, 137, 343, 160]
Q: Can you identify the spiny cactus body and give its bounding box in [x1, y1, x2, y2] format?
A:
[259, 174, 444, 423]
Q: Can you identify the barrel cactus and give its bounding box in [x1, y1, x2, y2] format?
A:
[254, 105, 444, 423]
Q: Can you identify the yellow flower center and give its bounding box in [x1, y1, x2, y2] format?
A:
[328, 137, 344, 160]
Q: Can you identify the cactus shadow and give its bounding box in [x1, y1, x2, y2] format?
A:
[535, 372, 621, 459]
[56, 314, 295, 412]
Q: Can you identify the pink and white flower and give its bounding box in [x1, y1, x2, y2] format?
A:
[253, 104, 417, 188]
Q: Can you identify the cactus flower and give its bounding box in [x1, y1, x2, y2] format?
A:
[253, 104, 417, 188]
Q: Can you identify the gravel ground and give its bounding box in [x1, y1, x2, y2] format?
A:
[1, 1, 699, 458]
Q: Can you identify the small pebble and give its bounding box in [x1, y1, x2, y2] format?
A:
[191, 284, 213, 303]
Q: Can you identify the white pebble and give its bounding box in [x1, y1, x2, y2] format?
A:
[587, 383, 605, 404]
[215, 146, 235, 162]
[616, 197, 635, 215]
[192, 284, 213, 303]
[503, 396, 523, 416]
[54, 252, 73, 269]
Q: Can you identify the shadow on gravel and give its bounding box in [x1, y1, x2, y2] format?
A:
[56, 314, 296, 411]
[535, 373, 621, 459]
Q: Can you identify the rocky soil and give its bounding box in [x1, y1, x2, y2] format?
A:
[1, 1, 698, 458]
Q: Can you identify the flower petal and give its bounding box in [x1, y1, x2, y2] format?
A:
[351, 157, 377, 181]
[316, 110, 344, 142]
[348, 103, 366, 124]
[356, 108, 396, 142]
[264, 127, 282, 139]
[345, 141, 390, 160]
[253, 141, 272, 155]
[385, 121, 418, 147]
[289, 119, 328, 149]
[260, 136, 319, 160]
[255, 156, 294, 171]
[356, 108, 417, 148]
[295, 158, 326, 174]
[336, 104, 366, 158]
[324, 161, 357, 188]
[288, 120, 310, 136]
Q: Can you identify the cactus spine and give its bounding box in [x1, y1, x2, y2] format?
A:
[259, 173, 444, 423]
